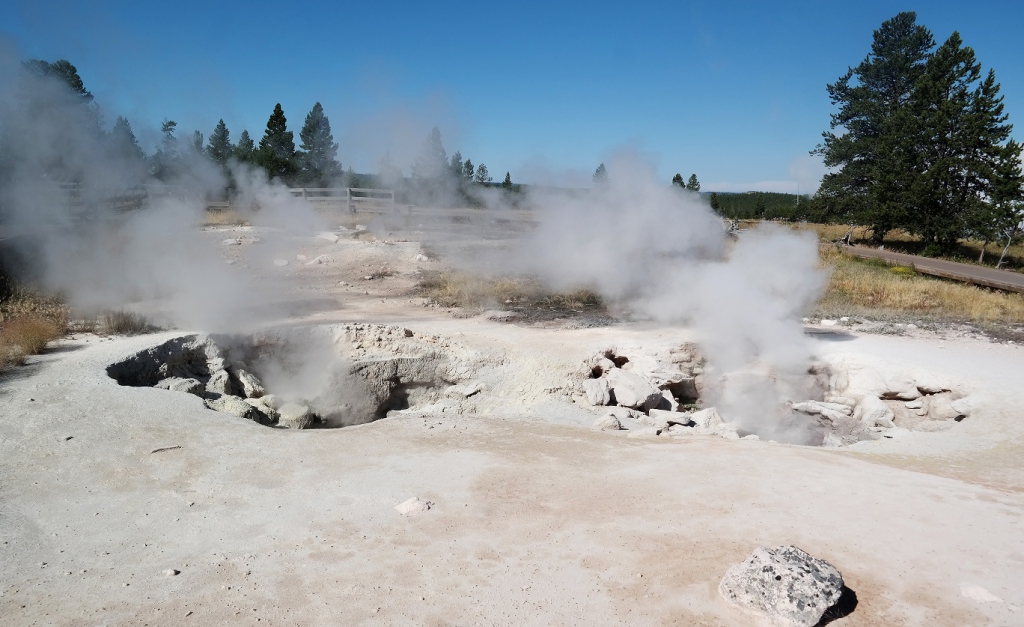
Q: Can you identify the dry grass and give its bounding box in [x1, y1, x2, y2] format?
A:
[417, 270, 605, 322]
[817, 245, 1024, 324]
[798, 223, 1024, 270]
[102, 309, 151, 335]
[0, 285, 70, 373]
[202, 208, 250, 227]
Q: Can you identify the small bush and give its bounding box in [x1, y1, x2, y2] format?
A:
[1, 316, 63, 356]
[103, 310, 151, 335]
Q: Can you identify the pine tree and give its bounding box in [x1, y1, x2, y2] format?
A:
[257, 103, 296, 182]
[234, 130, 255, 163]
[449, 151, 464, 180]
[686, 174, 700, 192]
[463, 159, 475, 181]
[150, 119, 179, 180]
[412, 126, 447, 179]
[474, 163, 492, 184]
[672, 173, 684, 187]
[754, 194, 767, 219]
[206, 119, 233, 167]
[109, 116, 144, 161]
[709, 192, 721, 212]
[815, 12, 935, 241]
[502, 172, 513, 190]
[298, 102, 341, 187]
[593, 163, 607, 184]
[903, 33, 1021, 251]
[190, 130, 204, 155]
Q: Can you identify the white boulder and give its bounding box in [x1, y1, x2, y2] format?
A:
[582, 377, 612, 406]
[606, 369, 662, 411]
[719, 545, 844, 627]
[234, 369, 265, 398]
[592, 414, 622, 431]
[854, 396, 894, 428]
[690, 407, 723, 430]
[316, 232, 340, 243]
[277, 402, 315, 430]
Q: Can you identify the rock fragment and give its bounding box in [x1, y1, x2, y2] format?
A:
[277, 402, 315, 429]
[234, 369, 265, 398]
[719, 545, 844, 627]
[690, 407, 723, 430]
[582, 378, 611, 406]
[854, 395, 894, 428]
[606, 369, 662, 411]
[395, 497, 432, 515]
[592, 414, 622, 431]
[154, 377, 204, 397]
[204, 396, 272, 425]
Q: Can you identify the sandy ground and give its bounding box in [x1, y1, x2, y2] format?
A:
[3, 217, 1024, 626]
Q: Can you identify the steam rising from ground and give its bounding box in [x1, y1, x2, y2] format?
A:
[509, 153, 829, 441]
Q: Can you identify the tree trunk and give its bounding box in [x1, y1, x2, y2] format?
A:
[978, 240, 988, 264]
[996, 228, 1018, 269]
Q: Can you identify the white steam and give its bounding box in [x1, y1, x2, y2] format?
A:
[508, 152, 829, 441]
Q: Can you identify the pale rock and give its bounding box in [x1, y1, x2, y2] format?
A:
[668, 424, 694, 435]
[243, 397, 279, 422]
[154, 377, 204, 397]
[222, 238, 241, 246]
[204, 396, 272, 425]
[354, 224, 367, 231]
[234, 369, 265, 398]
[205, 369, 237, 397]
[592, 414, 622, 431]
[690, 407, 723, 430]
[716, 423, 741, 440]
[950, 396, 977, 418]
[582, 378, 612, 406]
[915, 420, 953, 432]
[305, 255, 331, 265]
[273, 259, 289, 267]
[915, 374, 950, 395]
[602, 406, 644, 422]
[882, 373, 921, 400]
[823, 394, 857, 408]
[626, 427, 663, 438]
[719, 545, 844, 627]
[657, 389, 679, 412]
[415, 254, 429, 262]
[791, 401, 852, 422]
[841, 363, 888, 399]
[854, 395, 894, 428]
[648, 408, 690, 425]
[484, 310, 520, 323]
[606, 369, 663, 411]
[822, 432, 844, 448]
[592, 357, 617, 376]
[316, 232, 340, 243]
[277, 402, 315, 430]
[904, 399, 924, 410]
[741, 434, 761, 441]
[927, 394, 964, 421]
[260, 394, 284, 410]
[394, 497, 432, 515]
[960, 584, 1004, 603]
[363, 275, 374, 281]
[820, 319, 838, 327]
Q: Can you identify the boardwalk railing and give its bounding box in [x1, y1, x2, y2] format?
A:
[288, 187, 395, 213]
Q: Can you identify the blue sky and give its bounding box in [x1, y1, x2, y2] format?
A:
[4, 1, 1023, 192]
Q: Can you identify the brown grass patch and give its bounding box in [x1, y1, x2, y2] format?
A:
[817, 245, 1024, 324]
[102, 309, 151, 335]
[202, 208, 250, 227]
[417, 270, 606, 323]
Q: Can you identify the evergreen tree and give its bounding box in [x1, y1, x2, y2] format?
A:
[23, 59, 94, 104]
[754, 194, 767, 219]
[206, 119, 233, 168]
[474, 163, 492, 184]
[257, 103, 296, 182]
[190, 130, 204, 155]
[109, 116, 144, 161]
[150, 119, 179, 180]
[462, 159, 475, 181]
[449, 151, 464, 180]
[593, 163, 607, 184]
[502, 171, 513, 190]
[298, 102, 341, 186]
[815, 12, 935, 240]
[672, 173, 684, 187]
[686, 174, 700, 192]
[709, 192, 721, 212]
[234, 130, 255, 164]
[901, 33, 1021, 251]
[412, 126, 447, 179]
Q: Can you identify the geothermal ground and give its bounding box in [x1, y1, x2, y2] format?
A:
[2, 209, 1024, 626]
